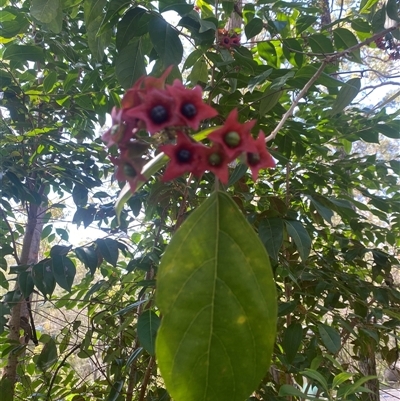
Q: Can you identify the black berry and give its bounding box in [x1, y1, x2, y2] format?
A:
[177, 148, 192, 163]
[150, 105, 168, 124]
[181, 103, 197, 119]
[247, 153, 260, 166]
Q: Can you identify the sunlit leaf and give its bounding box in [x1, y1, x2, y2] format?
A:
[156, 191, 277, 401]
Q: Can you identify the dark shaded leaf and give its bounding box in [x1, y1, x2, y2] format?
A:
[148, 16, 183, 66]
[96, 238, 119, 266]
[51, 255, 76, 292]
[137, 310, 161, 355]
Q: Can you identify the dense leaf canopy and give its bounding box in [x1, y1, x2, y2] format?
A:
[0, 0, 399, 400]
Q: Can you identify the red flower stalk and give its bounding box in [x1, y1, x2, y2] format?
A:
[124, 88, 180, 134]
[208, 108, 257, 160]
[198, 144, 230, 184]
[167, 80, 218, 130]
[246, 131, 275, 180]
[160, 132, 206, 181]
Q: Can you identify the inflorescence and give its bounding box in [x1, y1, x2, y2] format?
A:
[102, 66, 275, 193]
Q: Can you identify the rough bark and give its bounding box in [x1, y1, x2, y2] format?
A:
[2, 202, 46, 396]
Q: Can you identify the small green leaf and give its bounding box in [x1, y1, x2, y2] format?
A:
[257, 41, 278, 67]
[0, 377, 13, 401]
[156, 191, 277, 401]
[148, 16, 183, 66]
[282, 323, 303, 363]
[258, 218, 284, 261]
[333, 28, 361, 62]
[188, 57, 208, 84]
[296, 15, 317, 34]
[137, 310, 161, 355]
[36, 337, 58, 371]
[259, 87, 283, 115]
[50, 245, 72, 257]
[318, 323, 341, 354]
[96, 238, 119, 266]
[43, 71, 57, 93]
[285, 220, 312, 261]
[30, 0, 60, 23]
[32, 260, 56, 297]
[41, 224, 53, 240]
[245, 18, 264, 40]
[344, 376, 377, 397]
[309, 34, 334, 54]
[51, 255, 76, 292]
[75, 245, 99, 275]
[278, 384, 307, 398]
[301, 368, 329, 393]
[330, 77, 361, 115]
[72, 183, 88, 207]
[18, 272, 34, 299]
[332, 372, 353, 388]
[309, 196, 334, 224]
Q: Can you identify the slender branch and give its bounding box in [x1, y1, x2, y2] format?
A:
[361, 81, 400, 92]
[326, 22, 400, 62]
[46, 344, 81, 400]
[0, 207, 21, 265]
[265, 61, 328, 143]
[137, 357, 155, 401]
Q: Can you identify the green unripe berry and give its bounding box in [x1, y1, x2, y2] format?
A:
[224, 131, 241, 148]
[208, 153, 222, 166]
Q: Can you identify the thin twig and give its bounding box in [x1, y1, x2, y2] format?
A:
[265, 61, 328, 143]
[46, 344, 81, 400]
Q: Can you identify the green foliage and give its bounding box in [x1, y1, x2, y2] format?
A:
[0, 0, 399, 400]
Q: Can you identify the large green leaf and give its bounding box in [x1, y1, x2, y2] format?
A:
[116, 38, 147, 89]
[30, 0, 60, 23]
[148, 16, 183, 66]
[156, 191, 277, 401]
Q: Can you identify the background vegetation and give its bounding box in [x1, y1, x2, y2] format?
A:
[0, 0, 399, 400]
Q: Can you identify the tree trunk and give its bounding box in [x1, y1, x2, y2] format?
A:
[2, 202, 46, 397]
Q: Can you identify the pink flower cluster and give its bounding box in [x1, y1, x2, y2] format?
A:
[218, 29, 241, 49]
[102, 67, 275, 192]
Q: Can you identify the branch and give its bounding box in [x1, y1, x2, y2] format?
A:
[0, 207, 21, 265]
[265, 22, 400, 142]
[326, 22, 400, 62]
[138, 357, 155, 401]
[265, 61, 328, 143]
[46, 344, 81, 399]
